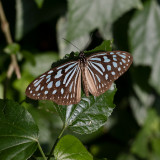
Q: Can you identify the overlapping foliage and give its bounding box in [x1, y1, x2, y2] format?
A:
[0, 0, 160, 159]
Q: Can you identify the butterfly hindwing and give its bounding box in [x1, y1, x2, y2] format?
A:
[25, 60, 81, 105]
[86, 51, 133, 96]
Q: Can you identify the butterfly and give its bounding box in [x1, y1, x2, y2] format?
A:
[25, 51, 133, 105]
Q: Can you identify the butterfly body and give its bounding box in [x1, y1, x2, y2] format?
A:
[26, 51, 133, 105]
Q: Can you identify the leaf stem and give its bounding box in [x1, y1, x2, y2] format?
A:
[37, 142, 47, 160]
[47, 126, 66, 160]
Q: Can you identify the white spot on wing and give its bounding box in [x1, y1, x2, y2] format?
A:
[105, 74, 108, 80]
[61, 88, 64, 94]
[90, 57, 101, 61]
[46, 75, 51, 79]
[52, 90, 57, 94]
[46, 78, 51, 83]
[36, 85, 41, 91]
[122, 59, 126, 63]
[103, 56, 110, 62]
[44, 91, 48, 95]
[40, 74, 46, 78]
[107, 65, 111, 71]
[55, 69, 63, 79]
[48, 70, 53, 74]
[56, 80, 61, 87]
[47, 81, 53, 89]
[111, 71, 115, 75]
[113, 62, 117, 68]
[34, 79, 43, 87]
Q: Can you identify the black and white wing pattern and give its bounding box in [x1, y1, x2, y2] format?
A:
[86, 51, 133, 96]
[25, 61, 81, 105]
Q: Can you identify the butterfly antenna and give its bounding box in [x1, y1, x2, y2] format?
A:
[63, 38, 82, 52]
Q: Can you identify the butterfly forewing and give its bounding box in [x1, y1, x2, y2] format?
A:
[26, 50, 133, 105]
[86, 51, 133, 96]
[25, 60, 81, 105]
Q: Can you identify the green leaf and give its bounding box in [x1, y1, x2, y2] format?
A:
[4, 43, 20, 55]
[21, 50, 36, 65]
[23, 52, 59, 77]
[129, 0, 160, 94]
[34, 0, 45, 8]
[129, 67, 154, 126]
[131, 109, 160, 158]
[87, 40, 113, 53]
[67, 0, 142, 40]
[57, 17, 90, 58]
[55, 84, 116, 134]
[0, 99, 39, 160]
[152, 138, 160, 156]
[15, 0, 66, 40]
[54, 135, 93, 160]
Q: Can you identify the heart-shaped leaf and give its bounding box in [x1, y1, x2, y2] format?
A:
[54, 135, 93, 160]
[0, 99, 39, 160]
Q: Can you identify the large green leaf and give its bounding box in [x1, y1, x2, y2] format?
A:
[23, 52, 59, 77]
[129, 66, 154, 126]
[67, 0, 142, 40]
[57, 17, 90, 58]
[0, 99, 39, 160]
[55, 85, 116, 134]
[54, 135, 93, 160]
[129, 0, 160, 94]
[15, 0, 66, 40]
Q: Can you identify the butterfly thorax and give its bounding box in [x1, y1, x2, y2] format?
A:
[79, 52, 86, 64]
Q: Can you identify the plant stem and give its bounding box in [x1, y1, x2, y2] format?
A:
[47, 126, 66, 160]
[37, 142, 47, 160]
[0, 0, 21, 79]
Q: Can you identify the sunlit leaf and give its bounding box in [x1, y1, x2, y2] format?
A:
[55, 85, 116, 134]
[34, 0, 44, 8]
[23, 52, 59, 77]
[129, 0, 160, 94]
[57, 17, 90, 58]
[54, 135, 93, 160]
[4, 43, 20, 55]
[67, 0, 142, 40]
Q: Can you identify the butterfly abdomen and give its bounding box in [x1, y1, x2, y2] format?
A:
[80, 53, 89, 97]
